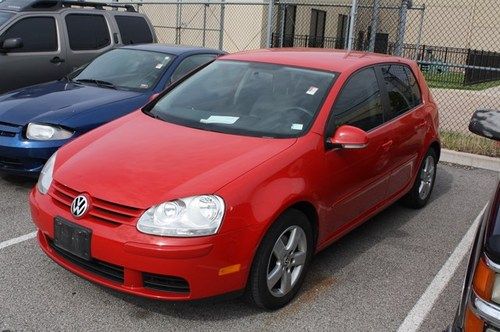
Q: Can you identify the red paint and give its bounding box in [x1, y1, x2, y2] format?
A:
[30, 49, 439, 300]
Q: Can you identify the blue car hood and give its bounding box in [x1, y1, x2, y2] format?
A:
[0, 81, 143, 126]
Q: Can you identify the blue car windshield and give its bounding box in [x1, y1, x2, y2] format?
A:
[73, 49, 173, 91]
[149, 60, 336, 138]
[0, 11, 13, 27]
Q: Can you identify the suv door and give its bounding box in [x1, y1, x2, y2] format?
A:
[322, 67, 394, 237]
[62, 12, 113, 72]
[378, 64, 427, 198]
[0, 14, 67, 93]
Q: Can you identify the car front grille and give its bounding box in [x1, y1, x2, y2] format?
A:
[0, 156, 23, 167]
[50, 181, 143, 225]
[0, 130, 15, 137]
[49, 240, 124, 283]
[48, 240, 191, 294]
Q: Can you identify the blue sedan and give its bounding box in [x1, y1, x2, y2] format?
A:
[0, 44, 224, 177]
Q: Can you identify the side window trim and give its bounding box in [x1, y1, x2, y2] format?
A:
[324, 64, 384, 137]
[0, 14, 59, 53]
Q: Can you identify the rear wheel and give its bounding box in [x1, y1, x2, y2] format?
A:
[245, 209, 313, 310]
[402, 148, 437, 209]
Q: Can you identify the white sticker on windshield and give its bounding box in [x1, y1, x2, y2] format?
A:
[200, 116, 239, 125]
[291, 123, 304, 131]
[306, 86, 319, 95]
[156, 64, 163, 69]
[140, 84, 149, 88]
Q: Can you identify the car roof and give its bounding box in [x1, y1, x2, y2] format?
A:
[122, 44, 224, 56]
[220, 48, 414, 73]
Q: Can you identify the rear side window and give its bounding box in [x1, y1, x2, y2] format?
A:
[331, 67, 384, 132]
[0, 16, 57, 52]
[115, 16, 153, 45]
[381, 64, 422, 120]
[65, 14, 110, 50]
[171, 54, 218, 82]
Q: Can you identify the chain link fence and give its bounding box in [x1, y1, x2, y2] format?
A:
[122, 0, 499, 156]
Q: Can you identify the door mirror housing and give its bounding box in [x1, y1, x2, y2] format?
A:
[326, 125, 369, 150]
[1, 38, 23, 52]
[469, 109, 500, 141]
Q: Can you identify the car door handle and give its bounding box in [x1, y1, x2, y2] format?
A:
[50, 57, 65, 64]
[382, 140, 393, 151]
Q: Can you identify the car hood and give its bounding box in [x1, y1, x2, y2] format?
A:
[0, 81, 142, 126]
[55, 112, 297, 209]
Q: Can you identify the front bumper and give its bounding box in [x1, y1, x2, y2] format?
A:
[29, 188, 259, 300]
[0, 133, 64, 177]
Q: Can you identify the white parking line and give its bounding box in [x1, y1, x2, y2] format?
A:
[0, 231, 37, 250]
[397, 205, 487, 332]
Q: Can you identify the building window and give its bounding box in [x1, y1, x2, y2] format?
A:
[309, 9, 326, 48]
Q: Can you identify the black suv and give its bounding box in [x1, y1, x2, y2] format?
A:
[0, 0, 157, 93]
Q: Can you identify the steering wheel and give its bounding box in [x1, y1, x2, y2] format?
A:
[283, 106, 314, 118]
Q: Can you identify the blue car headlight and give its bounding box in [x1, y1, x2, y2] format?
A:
[27, 123, 74, 141]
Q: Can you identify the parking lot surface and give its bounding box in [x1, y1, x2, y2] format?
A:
[0, 163, 498, 331]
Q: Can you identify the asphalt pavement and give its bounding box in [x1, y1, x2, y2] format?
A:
[0, 163, 498, 331]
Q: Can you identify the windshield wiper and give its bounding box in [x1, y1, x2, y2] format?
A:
[75, 79, 117, 90]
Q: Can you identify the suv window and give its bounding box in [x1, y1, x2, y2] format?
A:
[381, 64, 422, 120]
[65, 14, 110, 50]
[171, 54, 218, 83]
[0, 11, 14, 27]
[331, 67, 384, 132]
[115, 16, 153, 45]
[0, 16, 57, 52]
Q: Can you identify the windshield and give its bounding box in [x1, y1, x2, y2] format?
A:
[149, 61, 335, 138]
[0, 11, 13, 27]
[74, 49, 173, 91]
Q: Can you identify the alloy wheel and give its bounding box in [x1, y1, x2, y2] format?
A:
[266, 225, 307, 297]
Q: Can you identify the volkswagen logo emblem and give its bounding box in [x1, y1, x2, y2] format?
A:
[71, 195, 90, 218]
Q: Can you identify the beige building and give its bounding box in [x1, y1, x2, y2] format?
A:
[129, 0, 499, 54]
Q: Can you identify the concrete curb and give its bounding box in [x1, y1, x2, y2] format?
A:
[440, 149, 499, 172]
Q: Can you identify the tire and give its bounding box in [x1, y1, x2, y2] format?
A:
[402, 148, 438, 209]
[245, 209, 314, 310]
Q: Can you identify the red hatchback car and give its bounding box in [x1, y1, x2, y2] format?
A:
[30, 49, 440, 309]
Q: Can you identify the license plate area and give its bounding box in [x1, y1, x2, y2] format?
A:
[53, 217, 91, 261]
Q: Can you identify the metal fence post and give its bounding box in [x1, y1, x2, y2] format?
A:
[202, 1, 208, 47]
[413, 4, 425, 60]
[266, 0, 274, 48]
[347, 0, 358, 51]
[395, 0, 409, 56]
[368, 0, 380, 52]
[218, 0, 225, 50]
[175, 0, 181, 44]
[279, 4, 286, 48]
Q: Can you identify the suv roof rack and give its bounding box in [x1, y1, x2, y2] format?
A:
[14, 0, 136, 12]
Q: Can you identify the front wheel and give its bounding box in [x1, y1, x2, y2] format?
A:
[402, 148, 437, 209]
[245, 209, 313, 310]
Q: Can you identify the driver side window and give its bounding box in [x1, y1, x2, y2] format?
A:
[0, 16, 57, 53]
[330, 67, 383, 132]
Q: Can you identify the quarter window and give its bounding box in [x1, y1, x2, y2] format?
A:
[115, 16, 153, 45]
[381, 64, 422, 120]
[65, 14, 110, 50]
[0, 16, 57, 52]
[331, 67, 384, 132]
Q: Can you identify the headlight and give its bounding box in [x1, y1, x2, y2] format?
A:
[137, 195, 225, 237]
[26, 123, 73, 141]
[37, 152, 57, 195]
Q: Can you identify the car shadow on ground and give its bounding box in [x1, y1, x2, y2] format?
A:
[100, 165, 454, 321]
[0, 174, 36, 190]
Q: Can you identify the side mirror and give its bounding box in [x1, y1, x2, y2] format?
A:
[1, 38, 23, 52]
[469, 109, 500, 141]
[326, 125, 369, 150]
